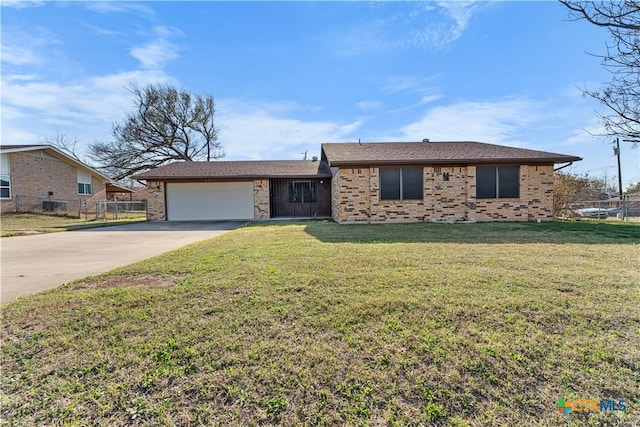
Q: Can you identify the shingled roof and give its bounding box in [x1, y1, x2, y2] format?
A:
[133, 160, 332, 180]
[321, 141, 582, 166]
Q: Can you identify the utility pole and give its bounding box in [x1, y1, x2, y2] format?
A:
[614, 138, 623, 199]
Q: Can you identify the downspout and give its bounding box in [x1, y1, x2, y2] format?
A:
[369, 166, 372, 224]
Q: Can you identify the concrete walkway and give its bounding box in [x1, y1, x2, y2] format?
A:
[0, 221, 245, 304]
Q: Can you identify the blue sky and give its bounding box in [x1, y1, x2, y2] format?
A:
[2, 1, 639, 188]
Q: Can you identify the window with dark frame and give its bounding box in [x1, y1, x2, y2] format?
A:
[379, 167, 423, 201]
[289, 181, 316, 203]
[78, 182, 92, 195]
[0, 175, 10, 199]
[476, 165, 520, 199]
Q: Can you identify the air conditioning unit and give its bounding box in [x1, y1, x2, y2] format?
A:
[42, 200, 68, 212]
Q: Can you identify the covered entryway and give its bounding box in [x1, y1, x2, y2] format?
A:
[269, 178, 331, 218]
[166, 182, 254, 220]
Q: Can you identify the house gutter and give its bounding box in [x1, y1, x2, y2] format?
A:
[553, 162, 574, 172]
[328, 157, 582, 167]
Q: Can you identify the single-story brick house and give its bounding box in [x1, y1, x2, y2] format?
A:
[0, 145, 112, 215]
[134, 141, 581, 223]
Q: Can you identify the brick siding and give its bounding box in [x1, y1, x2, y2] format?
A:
[254, 179, 270, 219]
[332, 164, 555, 223]
[0, 152, 107, 214]
[146, 181, 166, 220]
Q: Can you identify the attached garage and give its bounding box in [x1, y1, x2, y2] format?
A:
[133, 160, 333, 221]
[166, 181, 254, 221]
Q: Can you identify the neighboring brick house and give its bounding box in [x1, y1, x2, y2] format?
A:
[0, 145, 112, 215]
[134, 141, 581, 223]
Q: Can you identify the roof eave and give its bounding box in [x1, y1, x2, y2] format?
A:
[134, 174, 333, 181]
[327, 157, 582, 167]
[2, 144, 114, 182]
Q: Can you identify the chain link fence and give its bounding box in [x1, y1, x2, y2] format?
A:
[13, 195, 88, 218]
[9, 195, 147, 221]
[555, 194, 639, 220]
[95, 201, 147, 221]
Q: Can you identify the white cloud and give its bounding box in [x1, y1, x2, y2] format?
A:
[0, 1, 45, 9]
[83, 24, 123, 38]
[1, 43, 44, 66]
[357, 100, 383, 111]
[382, 75, 436, 94]
[328, 2, 483, 56]
[1, 70, 173, 147]
[436, 1, 479, 45]
[420, 94, 442, 105]
[83, 2, 154, 17]
[216, 99, 363, 160]
[131, 39, 179, 69]
[130, 26, 182, 70]
[1, 14, 181, 153]
[1, 26, 59, 67]
[397, 98, 544, 145]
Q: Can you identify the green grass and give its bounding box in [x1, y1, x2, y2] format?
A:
[1, 221, 638, 426]
[0, 213, 147, 237]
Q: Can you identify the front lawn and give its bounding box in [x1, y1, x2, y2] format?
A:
[0, 213, 146, 237]
[1, 221, 638, 425]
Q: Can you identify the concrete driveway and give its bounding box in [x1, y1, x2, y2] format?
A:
[0, 221, 246, 304]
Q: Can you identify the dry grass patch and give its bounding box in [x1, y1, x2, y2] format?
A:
[70, 274, 181, 290]
[1, 221, 638, 426]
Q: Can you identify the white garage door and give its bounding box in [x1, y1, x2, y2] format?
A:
[166, 182, 254, 221]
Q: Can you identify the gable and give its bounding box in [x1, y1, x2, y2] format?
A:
[0, 145, 111, 182]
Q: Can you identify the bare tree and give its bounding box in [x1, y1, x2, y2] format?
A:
[42, 132, 86, 163]
[561, 1, 640, 143]
[89, 82, 223, 180]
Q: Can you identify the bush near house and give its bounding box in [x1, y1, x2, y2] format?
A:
[1, 221, 638, 425]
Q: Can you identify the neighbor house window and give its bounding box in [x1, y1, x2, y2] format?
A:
[78, 170, 92, 195]
[380, 167, 423, 201]
[0, 175, 10, 199]
[476, 165, 520, 199]
[1, 154, 10, 199]
[289, 181, 316, 203]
